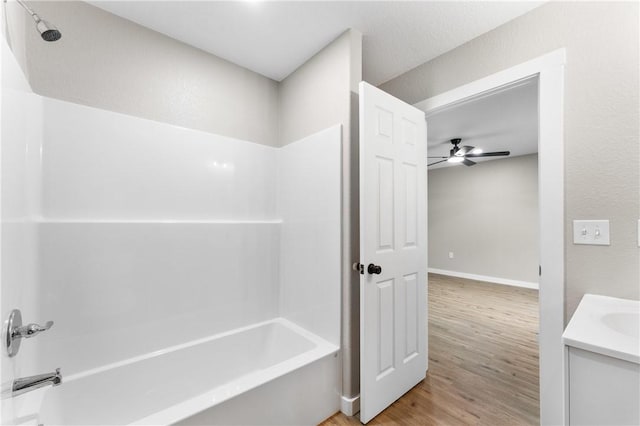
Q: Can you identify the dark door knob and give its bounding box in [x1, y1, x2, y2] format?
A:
[367, 264, 382, 275]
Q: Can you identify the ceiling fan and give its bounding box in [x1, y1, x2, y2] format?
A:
[427, 138, 510, 167]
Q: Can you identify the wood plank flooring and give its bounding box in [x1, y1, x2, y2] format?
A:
[321, 273, 539, 426]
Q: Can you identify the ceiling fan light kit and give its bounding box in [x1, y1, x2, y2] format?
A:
[427, 138, 510, 167]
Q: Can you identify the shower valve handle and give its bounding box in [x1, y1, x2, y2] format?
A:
[5, 309, 54, 357]
[13, 321, 54, 339]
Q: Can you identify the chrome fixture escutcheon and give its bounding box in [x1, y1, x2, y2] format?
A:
[4, 309, 54, 357]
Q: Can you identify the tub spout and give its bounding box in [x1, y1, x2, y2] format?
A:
[12, 368, 61, 397]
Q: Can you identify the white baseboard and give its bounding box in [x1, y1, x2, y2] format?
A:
[340, 394, 360, 416]
[428, 268, 539, 290]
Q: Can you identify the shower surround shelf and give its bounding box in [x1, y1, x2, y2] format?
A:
[35, 219, 284, 224]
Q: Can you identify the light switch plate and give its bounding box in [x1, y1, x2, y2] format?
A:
[573, 220, 610, 245]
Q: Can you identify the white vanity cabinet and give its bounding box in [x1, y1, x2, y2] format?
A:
[563, 294, 640, 426]
[567, 347, 639, 425]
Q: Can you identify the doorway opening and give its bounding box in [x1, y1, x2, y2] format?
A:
[415, 49, 566, 425]
[425, 76, 540, 424]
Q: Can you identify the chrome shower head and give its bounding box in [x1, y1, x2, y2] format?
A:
[35, 19, 61, 42]
[14, 0, 61, 42]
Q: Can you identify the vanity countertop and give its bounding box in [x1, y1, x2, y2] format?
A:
[563, 294, 639, 364]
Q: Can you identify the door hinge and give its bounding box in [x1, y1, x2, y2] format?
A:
[539, 265, 542, 276]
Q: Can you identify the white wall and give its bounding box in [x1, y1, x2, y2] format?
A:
[278, 126, 342, 346]
[2, 1, 279, 146]
[380, 2, 639, 319]
[428, 155, 539, 285]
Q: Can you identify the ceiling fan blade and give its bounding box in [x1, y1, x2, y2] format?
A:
[455, 145, 475, 156]
[428, 159, 448, 166]
[427, 156, 449, 159]
[462, 158, 476, 167]
[466, 151, 510, 158]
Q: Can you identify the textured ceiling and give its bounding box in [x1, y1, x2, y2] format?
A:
[426, 78, 539, 169]
[89, 1, 543, 84]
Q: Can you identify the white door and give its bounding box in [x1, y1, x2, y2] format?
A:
[358, 82, 428, 424]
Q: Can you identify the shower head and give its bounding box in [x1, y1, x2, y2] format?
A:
[35, 19, 61, 42]
[13, 0, 61, 42]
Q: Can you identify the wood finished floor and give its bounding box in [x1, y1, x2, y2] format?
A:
[321, 273, 540, 426]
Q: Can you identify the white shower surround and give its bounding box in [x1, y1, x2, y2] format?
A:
[40, 99, 279, 220]
[35, 97, 341, 372]
[2, 53, 342, 425]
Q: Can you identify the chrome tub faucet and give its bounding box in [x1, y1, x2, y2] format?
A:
[12, 368, 62, 397]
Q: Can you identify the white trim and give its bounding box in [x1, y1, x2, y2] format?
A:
[428, 268, 538, 290]
[340, 394, 360, 416]
[414, 49, 566, 113]
[563, 346, 571, 425]
[416, 48, 566, 426]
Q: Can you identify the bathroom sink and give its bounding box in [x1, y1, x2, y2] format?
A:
[602, 312, 640, 339]
[563, 294, 640, 364]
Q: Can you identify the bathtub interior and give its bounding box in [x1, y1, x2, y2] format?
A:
[2, 41, 342, 425]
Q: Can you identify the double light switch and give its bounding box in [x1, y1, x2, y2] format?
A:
[573, 220, 610, 246]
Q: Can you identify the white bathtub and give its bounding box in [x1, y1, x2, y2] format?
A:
[31, 319, 339, 425]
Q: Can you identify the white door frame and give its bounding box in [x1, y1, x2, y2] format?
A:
[414, 48, 566, 426]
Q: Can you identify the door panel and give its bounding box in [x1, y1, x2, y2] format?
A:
[359, 82, 427, 424]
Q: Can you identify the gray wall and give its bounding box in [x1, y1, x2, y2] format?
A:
[279, 28, 363, 399]
[429, 155, 539, 284]
[2, 1, 279, 146]
[381, 1, 639, 319]
[279, 30, 361, 146]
